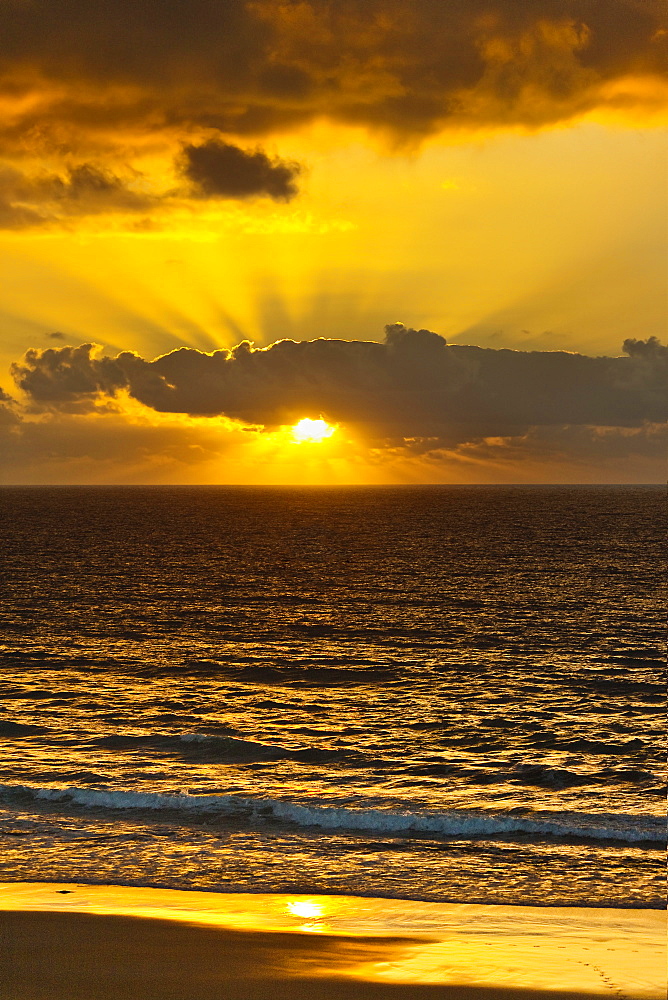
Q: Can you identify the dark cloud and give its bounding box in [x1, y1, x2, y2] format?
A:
[181, 140, 301, 201]
[11, 326, 668, 442]
[3, 330, 666, 482]
[0, 386, 20, 429]
[12, 344, 128, 410]
[623, 335, 668, 360]
[0, 407, 243, 482]
[61, 164, 143, 204]
[0, 141, 301, 228]
[0, 0, 663, 162]
[0, 1, 662, 226]
[0, 162, 154, 229]
[0, 199, 47, 230]
[428, 421, 668, 482]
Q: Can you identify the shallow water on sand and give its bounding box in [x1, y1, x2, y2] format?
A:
[0, 486, 664, 906]
[1, 884, 665, 1000]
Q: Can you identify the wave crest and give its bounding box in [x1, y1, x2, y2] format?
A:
[0, 782, 662, 845]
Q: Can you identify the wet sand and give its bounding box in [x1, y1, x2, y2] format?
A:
[0, 883, 664, 999]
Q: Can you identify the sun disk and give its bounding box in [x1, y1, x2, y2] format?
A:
[291, 418, 336, 443]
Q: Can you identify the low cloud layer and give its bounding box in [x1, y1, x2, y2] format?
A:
[2, 325, 666, 483]
[11, 325, 667, 441]
[0, 1, 664, 228]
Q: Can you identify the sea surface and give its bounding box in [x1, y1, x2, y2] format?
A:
[0, 485, 664, 908]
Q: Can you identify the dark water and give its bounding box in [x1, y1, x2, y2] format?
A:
[0, 485, 664, 907]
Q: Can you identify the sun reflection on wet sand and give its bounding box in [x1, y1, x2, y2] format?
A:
[0, 884, 664, 999]
[286, 898, 332, 931]
[287, 900, 326, 920]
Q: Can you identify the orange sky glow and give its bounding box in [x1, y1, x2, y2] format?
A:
[0, 0, 665, 484]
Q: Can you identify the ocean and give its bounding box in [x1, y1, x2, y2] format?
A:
[0, 485, 664, 908]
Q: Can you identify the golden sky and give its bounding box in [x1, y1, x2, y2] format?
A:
[0, 0, 666, 484]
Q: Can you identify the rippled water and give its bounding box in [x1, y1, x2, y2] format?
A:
[0, 485, 664, 906]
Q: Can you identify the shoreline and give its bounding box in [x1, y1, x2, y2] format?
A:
[0, 883, 664, 999]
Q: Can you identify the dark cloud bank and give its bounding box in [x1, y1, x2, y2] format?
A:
[0, 0, 664, 227]
[1, 0, 664, 140]
[10, 326, 667, 444]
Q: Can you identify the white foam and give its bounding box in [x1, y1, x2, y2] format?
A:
[1, 782, 662, 844]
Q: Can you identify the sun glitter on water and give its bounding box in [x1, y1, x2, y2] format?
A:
[291, 418, 336, 443]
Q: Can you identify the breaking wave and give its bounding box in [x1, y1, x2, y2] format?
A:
[1, 782, 663, 845]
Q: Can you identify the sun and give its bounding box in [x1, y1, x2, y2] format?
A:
[291, 418, 336, 443]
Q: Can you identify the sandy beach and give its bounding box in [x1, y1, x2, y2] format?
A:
[0, 883, 663, 1000]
